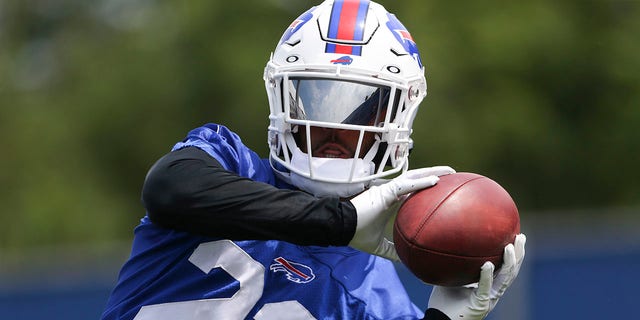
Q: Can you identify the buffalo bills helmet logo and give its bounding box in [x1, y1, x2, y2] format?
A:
[330, 55, 353, 65]
[270, 257, 315, 284]
[386, 13, 423, 68]
[279, 8, 314, 45]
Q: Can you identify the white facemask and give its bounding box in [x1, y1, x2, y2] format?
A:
[289, 147, 375, 198]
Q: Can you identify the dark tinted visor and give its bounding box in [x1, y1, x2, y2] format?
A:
[287, 78, 393, 126]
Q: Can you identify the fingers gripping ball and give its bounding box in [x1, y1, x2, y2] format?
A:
[393, 172, 520, 287]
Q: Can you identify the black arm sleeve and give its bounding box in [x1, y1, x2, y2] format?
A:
[141, 146, 357, 246]
[423, 308, 451, 320]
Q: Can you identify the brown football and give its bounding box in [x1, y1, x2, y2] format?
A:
[393, 172, 520, 286]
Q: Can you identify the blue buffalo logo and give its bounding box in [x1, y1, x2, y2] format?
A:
[270, 257, 315, 284]
[386, 13, 423, 68]
[330, 55, 353, 65]
[279, 9, 314, 45]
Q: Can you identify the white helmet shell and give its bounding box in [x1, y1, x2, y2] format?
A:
[264, 0, 427, 196]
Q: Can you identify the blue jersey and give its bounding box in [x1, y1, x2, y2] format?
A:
[101, 123, 423, 320]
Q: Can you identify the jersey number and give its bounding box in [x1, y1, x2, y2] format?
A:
[134, 240, 316, 320]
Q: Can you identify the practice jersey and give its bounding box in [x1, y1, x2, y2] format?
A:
[101, 123, 424, 320]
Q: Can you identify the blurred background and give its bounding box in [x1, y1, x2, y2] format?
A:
[1, 0, 638, 319]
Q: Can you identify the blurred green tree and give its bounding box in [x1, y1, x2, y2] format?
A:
[0, 0, 638, 250]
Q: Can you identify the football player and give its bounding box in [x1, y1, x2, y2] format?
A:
[101, 1, 526, 319]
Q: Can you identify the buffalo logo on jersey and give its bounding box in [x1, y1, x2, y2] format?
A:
[270, 257, 316, 284]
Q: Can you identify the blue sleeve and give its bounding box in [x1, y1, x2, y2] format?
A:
[171, 123, 274, 183]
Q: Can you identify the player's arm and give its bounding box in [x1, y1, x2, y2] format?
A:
[142, 146, 357, 246]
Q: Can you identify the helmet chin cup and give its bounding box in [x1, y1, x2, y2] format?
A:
[288, 148, 373, 198]
[265, 0, 426, 188]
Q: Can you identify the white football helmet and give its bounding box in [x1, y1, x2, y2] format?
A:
[264, 0, 427, 197]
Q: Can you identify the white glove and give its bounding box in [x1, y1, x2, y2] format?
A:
[348, 166, 455, 260]
[428, 233, 526, 319]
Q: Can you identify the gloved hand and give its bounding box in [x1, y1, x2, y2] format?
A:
[348, 166, 455, 260]
[427, 233, 526, 319]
